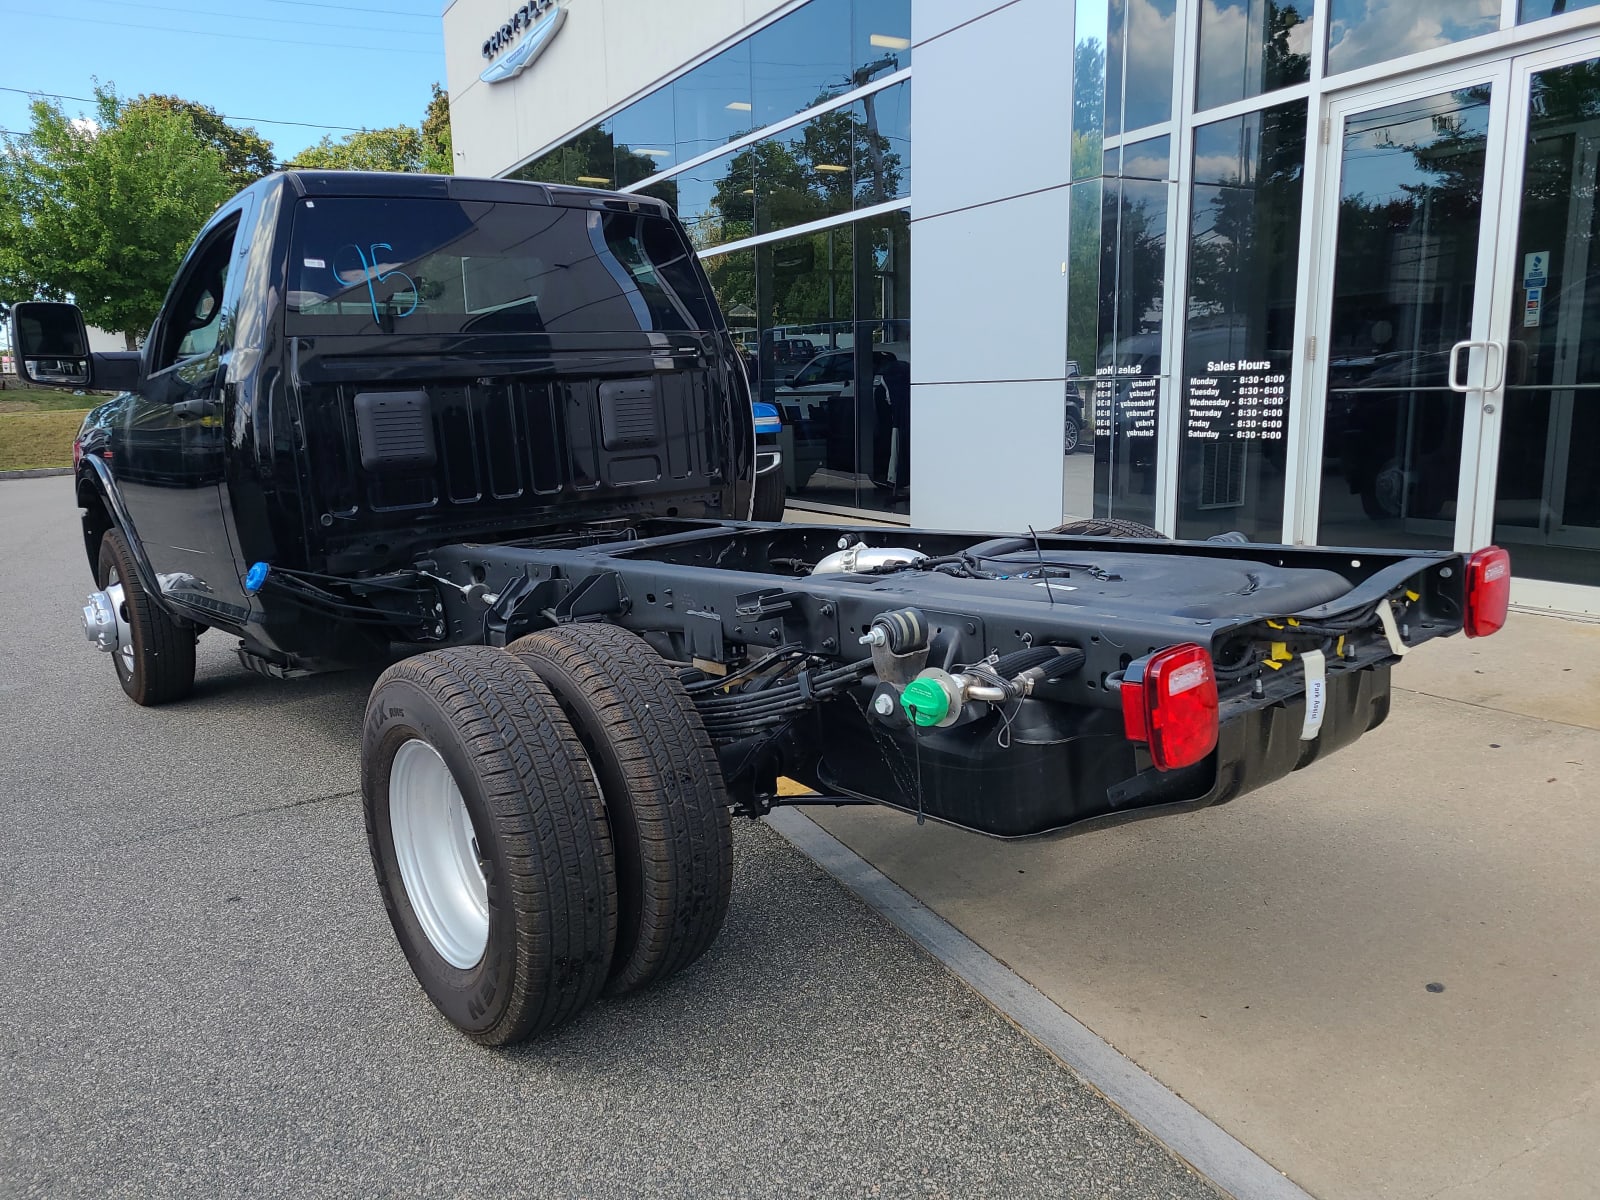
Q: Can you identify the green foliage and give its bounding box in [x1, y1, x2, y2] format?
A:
[0, 84, 235, 342]
[289, 125, 425, 173]
[291, 84, 454, 175]
[121, 94, 276, 188]
[422, 83, 453, 175]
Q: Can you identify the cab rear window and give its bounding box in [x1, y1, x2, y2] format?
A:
[285, 196, 715, 335]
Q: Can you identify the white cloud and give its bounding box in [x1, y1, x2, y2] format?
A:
[1327, 0, 1499, 74]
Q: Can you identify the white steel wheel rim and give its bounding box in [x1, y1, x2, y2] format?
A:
[389, 739, 489, 969]
[103, 571, 134, 677]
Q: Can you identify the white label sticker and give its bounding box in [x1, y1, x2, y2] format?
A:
[303, 257, 326, 269]
[1377, 600, 1408, 657]
[1301, 648, 1327, 741]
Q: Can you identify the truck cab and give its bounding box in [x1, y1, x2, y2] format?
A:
[14, 172, 757, 688]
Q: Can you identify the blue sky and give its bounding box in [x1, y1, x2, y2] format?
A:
[0, 0, 447, 162]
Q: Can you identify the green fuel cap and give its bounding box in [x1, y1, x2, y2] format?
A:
[901, 677, 951, 727]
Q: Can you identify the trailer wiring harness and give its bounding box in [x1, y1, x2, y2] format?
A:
[684, 645, 873, 742]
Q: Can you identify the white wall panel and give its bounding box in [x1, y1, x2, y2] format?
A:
[445, 0, 796, 177]
[909, 381, 1069, 530]
[907, 0, 1074, 528]
[911, 0, 1017, 45]
[909, 0, 1073, 219]
[910, 187, 1069, 385]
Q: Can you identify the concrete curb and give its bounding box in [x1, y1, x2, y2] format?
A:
[0, 467, 72, 480]
[765, 807, 1316, 1200]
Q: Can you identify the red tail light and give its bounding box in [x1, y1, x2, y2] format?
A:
[1464, 546, 1511, 639]
[72, 438, 82, 469]
[1120, 643, 1219, 771]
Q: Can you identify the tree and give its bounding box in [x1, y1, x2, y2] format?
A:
[121, 94, 275, 189]
[290, 84, 455, 175]
[289, 125, 425, 172]
[421, 83, 453, 175]
[0, 84, 234, 344]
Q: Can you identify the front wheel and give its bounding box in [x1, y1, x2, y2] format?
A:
[96, 528, 196, 706]
[362, 647, 618, 1045]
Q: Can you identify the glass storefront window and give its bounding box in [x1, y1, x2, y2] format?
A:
[646, 81, 909, 253]
[507, 124, 613, 187]
[608, 87, 677, 186]
[1521, 0, 1600, 18]
[675, 42, 755, 162]
[752, 0, 852, 128]
[1074, 0, 1110, 180]
[1178, 99, 1307, 540]
[857, 80, 910, 205]
[671, 147, 753, 251]
[1091, 175, 1170, 527]
[1122, 134, 1170, 180]
[701, 213, 910, 516]
[1071, 127, 1172, 527]
[853, 0, 912, 79]
[1117, 0, 1179, 132]
[1196, 0, 1314, 111]
[755, 106, 858, 235]
[1326, 0, 1498, 75]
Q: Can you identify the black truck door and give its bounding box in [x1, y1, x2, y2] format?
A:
[112, 204, 253, 624]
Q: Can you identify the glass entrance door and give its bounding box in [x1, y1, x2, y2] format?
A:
[1301, 41, 1600, 610]
[1310, 74, 1508, 553]
[1483, 48, 1600, 593]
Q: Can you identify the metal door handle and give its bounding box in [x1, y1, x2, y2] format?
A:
[172, 397, 215, 418]
[1482, 340, 1506, 393]
[1448, 340, 1473, 393]
[1447, 340, 1505, 394]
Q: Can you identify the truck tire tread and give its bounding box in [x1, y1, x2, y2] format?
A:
[508, 623, 733, 995]
[97, 527, 196, 705]
[362, 647, 618, 1045]
[1049, 517, 1167, 539]
[752, 466, 787, 522]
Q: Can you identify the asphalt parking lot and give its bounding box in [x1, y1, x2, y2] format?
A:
[0, 474, 1220, 1199]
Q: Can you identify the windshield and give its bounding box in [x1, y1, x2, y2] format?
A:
[285, 196, 715, 335]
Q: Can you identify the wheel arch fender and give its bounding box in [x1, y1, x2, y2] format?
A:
[78, 456, 159, 597]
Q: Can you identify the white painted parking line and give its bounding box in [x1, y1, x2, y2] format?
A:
[766, 807, 1316, 1200]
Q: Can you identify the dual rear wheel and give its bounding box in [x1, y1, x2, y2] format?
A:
[361, 625, 732, 1046]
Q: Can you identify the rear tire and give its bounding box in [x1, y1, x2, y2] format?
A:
[752, 463, 787, 522]
[1049, 517, 1166, 538]
[508, 623, 733, 996]
[362, 647, 618, 1045]
[96, 528, 196, 706]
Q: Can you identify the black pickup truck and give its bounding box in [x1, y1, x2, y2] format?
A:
[10, 171, 1511, 1047]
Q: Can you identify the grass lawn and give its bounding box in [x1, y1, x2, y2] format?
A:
[0, 384, 104, 413]
[0, 385, 100, 470]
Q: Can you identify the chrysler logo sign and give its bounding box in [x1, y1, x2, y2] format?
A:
[481, 0, 567, 84]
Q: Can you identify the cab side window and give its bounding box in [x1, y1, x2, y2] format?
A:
[153, 214, 241, 375]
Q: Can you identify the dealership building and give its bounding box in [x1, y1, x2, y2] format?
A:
[444, 0, 1600, 615]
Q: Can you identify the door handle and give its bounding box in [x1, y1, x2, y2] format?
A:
[1448, 340, 1473, 393]
[1482, 340, 1506, 393]
[172, 397, 216, 419]
[1448, 340, 1505, 394]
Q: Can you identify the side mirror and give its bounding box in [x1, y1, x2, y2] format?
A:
[8, 301, 91, 387]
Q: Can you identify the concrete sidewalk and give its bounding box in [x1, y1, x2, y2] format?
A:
[809, 612, 1599, 1199]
